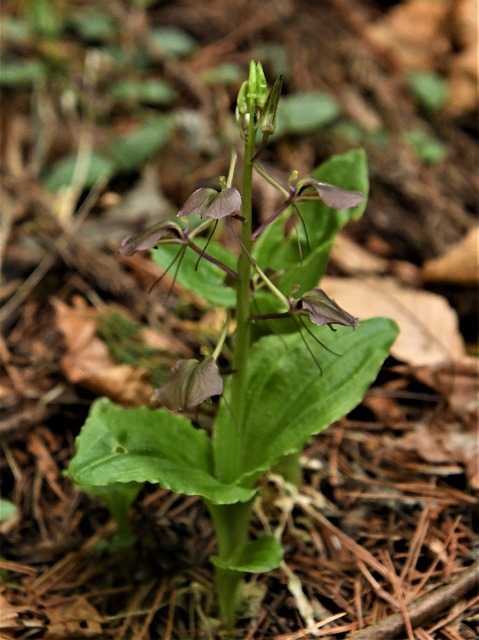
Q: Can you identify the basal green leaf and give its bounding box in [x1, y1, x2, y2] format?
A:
[67, 398, 254, 505]
[214, 318, 398, 484]
[152, 240, 237, 308]
[212, 536, 283, 573]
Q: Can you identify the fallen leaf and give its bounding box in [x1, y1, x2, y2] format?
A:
[53, 298, 153, 405]
[330, 233, 388, 275]
[414, 358, 479, 417]
[0, 590, 28, 630]
[446, 0, 478, 115]
[367, 0, 450, 70]
[321, 277, 466, 366]
[391, 420, 479, 489]
[422, 227, 479, 284]
[46, 597, 102, 638]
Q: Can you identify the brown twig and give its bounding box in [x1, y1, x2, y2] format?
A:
[349, 561, 479, 640]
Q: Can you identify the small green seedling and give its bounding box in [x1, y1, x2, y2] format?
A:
[66, 61, 398, 628]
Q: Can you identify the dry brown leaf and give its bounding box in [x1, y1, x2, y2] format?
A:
[45, 597, 102, 638]
[321, 276, 466, 366]
[367, 0, 451, 70]
[423, 227, 479, 284]
[330, 233, 388, 276]
[391, 421, 479, 489]
[53, 297, 153, 405]
[447, 0, 479, 114]
[414, 358, 479, 416]
[0, 591, 27, 630]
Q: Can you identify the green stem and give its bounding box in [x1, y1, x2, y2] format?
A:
[218, 114, 256, 484]
[210, 111, 256, 630]
[273, 452, 303, 487]
[208, 501, 253, 628]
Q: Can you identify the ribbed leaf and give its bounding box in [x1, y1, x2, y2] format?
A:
[253, 149, 368, 296]
[214, 318, 398, 484]
[67, 398, 254, 504]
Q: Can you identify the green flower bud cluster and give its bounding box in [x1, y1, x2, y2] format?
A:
[235, 60, 282, 141]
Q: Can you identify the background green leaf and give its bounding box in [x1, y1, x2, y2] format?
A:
[214, 318, 398, 484]
[212, 536, 283, 573]
[149, 27, 197, 59]
[407, 71, 448, 112]
[67, 398, 254, 505]
[275, 92, 340, 136]
[106, 116, 173, 172]
[152, 239, 237, 308]
[43, 152, 114, 191]
[110, 79, 177, 105]
[0, 60, 45, 86]
[0, 499, 18, 522]
[403, 129, 447, 165]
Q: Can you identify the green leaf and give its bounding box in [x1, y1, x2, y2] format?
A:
[150, 27, 197, 59]
[67, 398, 253, 505]
[68, 9, 118, 42]
[0, 18, 32, 44]
[407, 72, 448, 112]
[200, 64, 242, 85]
[214, 318, 398, 484]
[403, 129, 447, 165]
[275, 92, 340, 136]
[106, 116, 173, 172]
[0, 499, 18, 522]
[152, 240, 237, 308]
[0, 61, 45, 86]
[212, 536, 283, 573]
[28, 0, 63, 38]
[43, 152, 114, 191]
[110, 79, 177, 105]
[253, 149, 368, 296]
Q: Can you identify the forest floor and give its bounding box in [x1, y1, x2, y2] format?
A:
[0, 1, 478, 638]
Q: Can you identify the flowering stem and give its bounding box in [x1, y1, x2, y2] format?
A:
[211, 111, 256, 630]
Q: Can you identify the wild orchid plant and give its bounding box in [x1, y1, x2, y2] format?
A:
[66, 62, 398, 627]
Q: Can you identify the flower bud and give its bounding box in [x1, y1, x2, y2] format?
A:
[260, 75, 282, 137]
[236, 80, 248, 117]
[255, 62, 269, 109]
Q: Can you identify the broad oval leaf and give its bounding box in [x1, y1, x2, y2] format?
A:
[214, 318, 398, 484]
[67, 398, 254, 505]
[212, 536, 283, 573]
